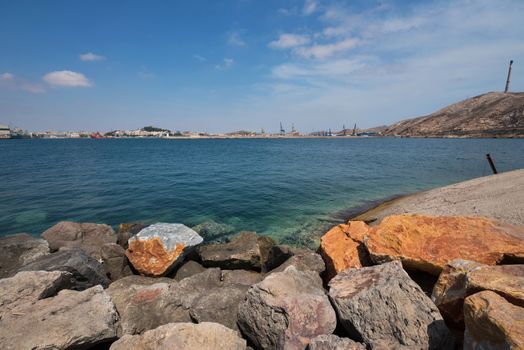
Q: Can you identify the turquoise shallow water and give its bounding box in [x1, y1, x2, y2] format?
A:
[1, 138, 523, 246]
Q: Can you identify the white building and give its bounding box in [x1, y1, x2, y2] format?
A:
[0, 124, 10, 139]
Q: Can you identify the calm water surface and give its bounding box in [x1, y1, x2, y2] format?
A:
[1, 138, 523, 246]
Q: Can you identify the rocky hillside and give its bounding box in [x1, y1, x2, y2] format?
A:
[383, 92, 524, 137]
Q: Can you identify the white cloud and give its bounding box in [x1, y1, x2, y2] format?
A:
[303, 0, 318, 15]
[227, 32, 246, 46]
[79, 52, 106, 62]
[272, 58, 367, 80]
[43, 70, 93, 87]
[269, 34, 311, 49]
[295, 38, 359, 59]
[215, 58, 235, 70]
[194, 54, 207, 62]
[0, 72, 14, 81]
[20, 83, 45, 94]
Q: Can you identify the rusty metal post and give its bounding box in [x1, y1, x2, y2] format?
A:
[504, 60, 513, 93]
[486, 154, 498, 174]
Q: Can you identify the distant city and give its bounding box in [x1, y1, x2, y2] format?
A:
[0, 123, 382, 139]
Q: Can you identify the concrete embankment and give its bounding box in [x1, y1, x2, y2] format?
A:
[353, 168, 524, 226]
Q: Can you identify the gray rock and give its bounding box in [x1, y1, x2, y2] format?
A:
[221, 269, 263, 286]
[0, 270, 73, 318]
[308, 334, 366, 350]
[0, 285, 118, 350]
[190, 284, 250, 332]
[329, 261, 454, 349]
[269, 250, 325, 275]
[19, 248, 111, 290]
[110, 322, 247, 350]
[174, 260, 207, 281]
[108, 275, 173, 289]
[198, 231, 274, 271]
[126, 223, 203, 276]
[192, 220, 234, 241]
[101, 243, 133, 281]
[0, 233, 50, 278]
[42, 221, 117, 259]
[264, 245, 302, 271]
[238, 266, 337, 350]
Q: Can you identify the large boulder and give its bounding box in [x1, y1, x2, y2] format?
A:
[19, 248, 111, 289]
[110, 322, 247, 350]
[432, 260, 524, 328]
[238, 266, 337, 350]
[319, 222, 370, 280]
[117, 222, 148, 249]
[268, 248, 325, 275]
[221, 269, 263, 286]
[0, 285, 118, 350]
[365, 214, 524, 275]
[308, 334, 366, 350]
[0, 270, 73, 318]
[174, 260, 207, 281]
[0, 233, 49, 278]
[329, 261, 453, 349]
[100, 243, 133, 281]
[464, 291, 524, 349]
[198, 231, 274, 271]
[125, 223, 203, 276]
[42, 221, 117, 259]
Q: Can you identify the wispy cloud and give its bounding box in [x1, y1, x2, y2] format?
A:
[303, 0, 318, 15]
[215, 58, 235, 70]
[137, 66, 155, 79]
[227, 32, 246, 46]
[193, 54, 207, 62]
[269, 34, 311, 49]
[43, 70, 93, 87]
[0, 72, 14, 81]
[295, 38, 359, 59]
[20, 83, 46, 94]
[79, 52, 106, 62]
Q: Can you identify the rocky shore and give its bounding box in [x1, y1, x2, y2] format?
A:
[1, 172, 524, 349]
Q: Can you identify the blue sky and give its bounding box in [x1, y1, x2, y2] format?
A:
[1, 0, 523, 133]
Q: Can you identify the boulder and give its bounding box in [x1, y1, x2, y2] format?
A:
[221, 269, 263, 286]
[108, 274, 173, 289]
[329, 261, 453, 349]
[174, 260, 207, 281]
[268, 249, 325, 275]
[101, 243, 133, 281]
[464, 291, 524, 349]
[365, 214, 524, 275]
[308, 334, 366, 350]
[19, 248, 111, 289]
[110, 322, 247, 350]
[0, 233, 49, 278]
[0, 285, 118, 350]
[117, 222, 148, 249]
[198, 231, 274, 271]
[432, 260, 524, 328]
[0, 270, 73, 318]
[238, 266, 337, 350]
[125, 223, 203, 276]
[319, 222, 370, 280]
[190, 284, 250, 332]
[42, 221, 117, 259]
[192, 220, 234, 241]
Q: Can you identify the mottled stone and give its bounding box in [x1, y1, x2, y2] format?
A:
[192, 220, 234, 241]
[464, 291, 524, 350]
[221, 269, 263, 286]
[110, 322, 247, 350]
[126, 223, 203, 276]
[0, 233, 49, 278]
[174, 260, 207, 281]
[269, 249, 325, 275]
[117, 223, 148, 249]
[101, 243, 133, 281]
[19, 248, 111, 290]
[238, 266, 337, 350]
[329, 261, 453, 349]
[0, 270, 73, 318]
[198, 231, 274, 271]
[42, 221, 117, 259]
[308, 334, 366, 350]
[0, 285, 118, 350]
[366, 214, 524, 275]
[468, 264, 524, 307]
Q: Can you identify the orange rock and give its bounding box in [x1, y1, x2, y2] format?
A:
[464, 291, 524, 349]
[319, 221, 370, 280]
[126, 237, 184, 276]
[365, 214, 524, 275]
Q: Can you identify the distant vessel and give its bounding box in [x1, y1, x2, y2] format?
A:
[0, 124, 10, 139]
[90, 132, 104, 139]
[10, 128, 31, 139]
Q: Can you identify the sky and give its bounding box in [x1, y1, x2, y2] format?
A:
[0, 0, 523, 133]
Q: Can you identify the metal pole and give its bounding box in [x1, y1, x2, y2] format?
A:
[486, 154, 498, 174]
[504, 60, 513, 93]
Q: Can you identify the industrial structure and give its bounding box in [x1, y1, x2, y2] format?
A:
[0, 124, 11, 139]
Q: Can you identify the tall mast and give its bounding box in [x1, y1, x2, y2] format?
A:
[504, 60, 513, 93]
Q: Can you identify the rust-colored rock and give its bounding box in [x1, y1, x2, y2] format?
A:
[366, 214, 524, 275]
[319, 221, 370, 280]
[464, 291, 524, 349]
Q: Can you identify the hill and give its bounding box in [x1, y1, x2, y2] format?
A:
[382, 92, 524, 138]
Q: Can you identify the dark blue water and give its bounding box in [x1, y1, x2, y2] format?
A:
[1, 138, 523, 247]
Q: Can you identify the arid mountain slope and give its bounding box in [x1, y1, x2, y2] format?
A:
[383, 92, 524, 137]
